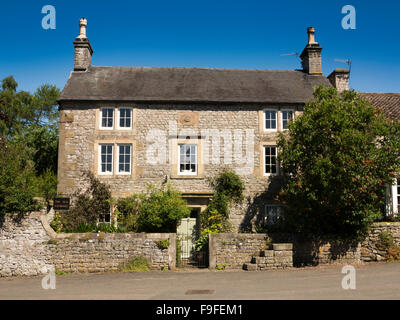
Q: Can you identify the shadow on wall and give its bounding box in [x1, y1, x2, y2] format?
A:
[237, 174, 361, 266]
[240, 175, 283, 232]
[0, 212, 25, 229]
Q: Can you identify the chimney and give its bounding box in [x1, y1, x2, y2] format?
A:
[328, 69, 350, 93]
[300, 27, 323, 75]
[73, 18, 93, 71]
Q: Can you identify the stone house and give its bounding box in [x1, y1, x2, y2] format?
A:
[58, 19, 375, 232]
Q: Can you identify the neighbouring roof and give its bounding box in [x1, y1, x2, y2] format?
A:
[59, 66, 331, 104]
[359, 93, 400, 120]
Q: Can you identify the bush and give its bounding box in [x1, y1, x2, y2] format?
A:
[137, 183, 190, 233]
[196, 171, 245, 252]
[119, 255, 150, 272]
[54, 171, 111, 232]
[155, 239, 170, 250]
[379, 231, 400, 261]
[114, 194, 144, 232]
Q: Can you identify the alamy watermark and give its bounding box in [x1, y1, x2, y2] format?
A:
[41, 5, 56, 30]
[41, 266, 56, 290]
[342, 5, 356, 30]
[341, 265, 356, 290]
[146, 121, 255, 175]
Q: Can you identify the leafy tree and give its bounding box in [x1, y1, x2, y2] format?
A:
[0, 76, 59, 215]
[0, 76, 60, 136]
[137, 184, 190, 233]
[277, 86, 400, 241]
[0, 137, 39, 215]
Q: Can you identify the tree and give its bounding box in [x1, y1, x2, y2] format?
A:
[277, 86, 400, 241]
[0, 137, 39, 215]
[0, 76, 60, 215]
[0, 76, 60, 136]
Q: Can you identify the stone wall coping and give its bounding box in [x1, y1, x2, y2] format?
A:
[212, 233, 267, 240]
[38, 211, 173, 241]
[371, 222, 400, 227]
[272, 243, 293, 251]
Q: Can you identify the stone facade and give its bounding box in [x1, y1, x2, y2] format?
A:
[208, 233, 293, 270]
[0, 212, 175, 277]
[57, 103, 298, 231]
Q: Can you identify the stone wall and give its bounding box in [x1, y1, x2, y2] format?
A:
[361, 222, 400, 262]
[292, 240, 361, 266]
[271, 222, 400, 266]
[0, 212, 176, 277]
[208, 233, 293, 270]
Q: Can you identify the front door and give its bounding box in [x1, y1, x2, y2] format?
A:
[177, 208, 200, 262]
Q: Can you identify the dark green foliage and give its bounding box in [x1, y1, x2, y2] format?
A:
[54, 172, 112, 232]
[155, 239, 170, 250]
[277, 86, 400, 241]
[0, 76, 60, 215]
[0, 138, 40, 214]
[119, 256, 150, 272]
[137, 184, 190, 233]
[213, 170, 245, 201]
[196, 171, 245, 251]
[114, 194, 144, 232]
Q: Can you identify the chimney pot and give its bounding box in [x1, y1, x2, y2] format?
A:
[307, 27, 317, 45]
[77, 18, 88, 39]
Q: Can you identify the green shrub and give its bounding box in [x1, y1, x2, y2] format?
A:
[114, 194, 144, 232]
[176, 237, 182, 266]
[196, 171, 245, 252]
[155, 239, 170, 250]
[137, 183, 190, 233]
[119, 255, 150, 272]
[52, 171, 112, 232]
[379, 231, 400, 261]
[213, 170, 245, 201]
[379, 231, 395, 248]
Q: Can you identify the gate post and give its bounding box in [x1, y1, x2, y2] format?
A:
[208, 233, 216, 270]
[168, 233, 176, 271]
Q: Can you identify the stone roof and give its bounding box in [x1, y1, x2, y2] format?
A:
[359, 93, 400, 120]
[59, 66, 331, 104]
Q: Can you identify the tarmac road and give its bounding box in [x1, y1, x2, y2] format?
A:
[0, 262, 399, 300]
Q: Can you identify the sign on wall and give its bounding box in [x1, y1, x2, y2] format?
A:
[53, 197, 70, 210]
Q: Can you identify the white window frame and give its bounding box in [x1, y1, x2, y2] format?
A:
[100, 107, 115, 130]
[281, 109, 295, 131]
[263, 109, 278, 132]
[98, 144, 113, 175]
[117, 144, 132, 175]
[264, 205, 281, 225]
[98, 209, 112, 225]
[117, 107, 133, 130]
[178, 144, 198, 176]
[263, 145, 279, 176]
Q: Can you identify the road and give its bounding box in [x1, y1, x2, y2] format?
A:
[0, 262, 399, 300]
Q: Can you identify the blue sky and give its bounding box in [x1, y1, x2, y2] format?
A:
[1, 0, 399, 93]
